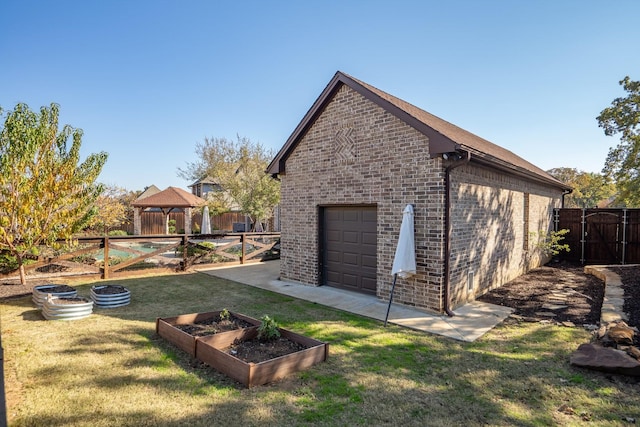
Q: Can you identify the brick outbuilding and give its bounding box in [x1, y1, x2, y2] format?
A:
[267, 71, 571, 313]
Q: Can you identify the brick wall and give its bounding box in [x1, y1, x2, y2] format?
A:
[279, 84, 445, 312]
[279, 83, 563, 312]
[448, 165, 562, 307]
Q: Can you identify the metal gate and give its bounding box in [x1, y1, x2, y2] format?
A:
[555, 208, 640, 264]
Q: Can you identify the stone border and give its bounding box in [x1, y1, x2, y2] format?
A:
[584, 265, 636, 324]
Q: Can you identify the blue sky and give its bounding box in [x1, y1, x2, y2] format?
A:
[1, 1, 638, 192]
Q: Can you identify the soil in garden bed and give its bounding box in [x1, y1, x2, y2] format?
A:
[175, 315, 255, 336]
[50, 297, 90, 305]
[36, 284, 77, 294]
[227, 337, 308, 363]
[93, 285, 128, 295]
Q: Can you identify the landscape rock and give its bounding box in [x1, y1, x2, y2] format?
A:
[627, 346, 640, 360]
[608, 324, 635, 345]
[570, 343, 640, 376]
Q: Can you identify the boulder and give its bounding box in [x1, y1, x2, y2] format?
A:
[607, 324, 635, 345]
[570, 343, 640, 376]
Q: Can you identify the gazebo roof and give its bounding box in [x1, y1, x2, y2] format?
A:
[132, 186, 206, 208]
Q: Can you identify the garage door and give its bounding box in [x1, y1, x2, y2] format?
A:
[322, 206, 377, 295]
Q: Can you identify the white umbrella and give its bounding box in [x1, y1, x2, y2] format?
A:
[385, 204, 416, 326]
[201, 206, 212, 235]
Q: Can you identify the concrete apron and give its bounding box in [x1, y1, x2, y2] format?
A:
[197, 260, 513, 342]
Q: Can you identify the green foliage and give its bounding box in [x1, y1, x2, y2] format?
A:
[85, 185, 130, 234]
[547, 167, 617, 208]
[168, 219, 176, 234]
[108, 230, 128, 236]
[0, 103, 108, 284]
[257, 315, 281, 341]
[219, 308, 230, 322]
[178, 135, 280, 230]
[530, 229, 571, 256]
[597, 76, 640, 207]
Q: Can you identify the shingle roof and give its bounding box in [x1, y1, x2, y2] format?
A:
[135, 185, 161, 201]
[267, 71, 570, 191]
[132, 186, 206, 208]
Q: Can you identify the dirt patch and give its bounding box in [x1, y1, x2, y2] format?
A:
[226, 336, 308, 363]
[175, 315, 255, 337]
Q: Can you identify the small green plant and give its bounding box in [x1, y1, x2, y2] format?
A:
[168, 219, 177, 234]
[257, 315, 281, 341]
[530, 229, 571, 256]
[108, 229, 128, 236]
[219, 308, 231, 322]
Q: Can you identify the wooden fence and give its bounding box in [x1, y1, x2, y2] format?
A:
[8, 232, 280, 281]
[119, 211, 249, 235]
[555, 208, 640, 264]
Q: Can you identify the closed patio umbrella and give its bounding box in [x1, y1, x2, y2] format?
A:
[385, 204, 416, 326]
[201, 206, 212, 235]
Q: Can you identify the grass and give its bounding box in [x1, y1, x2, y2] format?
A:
[2, 270, 639, 426]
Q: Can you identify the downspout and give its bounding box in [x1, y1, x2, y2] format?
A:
[443, 150, 470, 317]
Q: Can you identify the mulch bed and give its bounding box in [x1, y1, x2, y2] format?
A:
[479, 261, 640, 329]
[610, 267, 640, 329]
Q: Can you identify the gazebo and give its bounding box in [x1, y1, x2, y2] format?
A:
[131, 186, 206, 235]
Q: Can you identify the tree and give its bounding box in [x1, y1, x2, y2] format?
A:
[84, 185, 132, 235]
[547, 167, 616, 208]
[597, 76, 640, 207]
[178, 136, 280, 230]
[0, 103, 108, 284]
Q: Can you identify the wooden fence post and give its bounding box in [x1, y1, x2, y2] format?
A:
[241, 233, 246, 264]
[103, 236, 110, 279]
[182, 235, 188, 271]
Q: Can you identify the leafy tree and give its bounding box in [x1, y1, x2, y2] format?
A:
[84, 185, 130, 234]
[597, 76, 640, 207]
[547, 167, 616, 208]
[0, 103, 107, 284]
[179, 136, 280, 230]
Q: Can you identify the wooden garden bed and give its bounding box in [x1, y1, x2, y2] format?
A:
[155, 311, 260, 356]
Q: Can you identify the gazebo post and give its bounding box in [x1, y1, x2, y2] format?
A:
[185, 207, 192, 235]
[133, 207, 141, 235]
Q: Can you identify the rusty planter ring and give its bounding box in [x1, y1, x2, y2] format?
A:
[90, 285, 131, 308]
[32, 285, 78, 309]
[42, 296, 93, 321]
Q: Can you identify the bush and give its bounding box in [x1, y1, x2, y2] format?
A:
[257, 315, 281, 341]
[108, 230, 128, 236]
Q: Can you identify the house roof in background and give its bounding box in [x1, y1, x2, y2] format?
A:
[135, 185, 162, 201]
[189, 176, 218, 187]
[267, 71, 571, 191]
[132, 186, 206, 208]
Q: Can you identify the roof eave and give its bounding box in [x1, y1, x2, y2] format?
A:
[464, 149, 572, 191]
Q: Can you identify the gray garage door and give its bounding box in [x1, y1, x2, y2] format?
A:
[322, 206, 377, 295]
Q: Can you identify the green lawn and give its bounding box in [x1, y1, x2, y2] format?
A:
[2, 272, 638, 426]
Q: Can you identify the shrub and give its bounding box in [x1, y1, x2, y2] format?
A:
[257, 315, 281, 341]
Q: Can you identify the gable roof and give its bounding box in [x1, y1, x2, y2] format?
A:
[132, 186, 206, 208]
[135, 185, 161, 201]
[267, 71, 570, 191]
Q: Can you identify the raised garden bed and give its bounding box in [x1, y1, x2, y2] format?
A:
[42, 296, 93, 321]
[156, 311, 261, 356]
[91, 285, 131, 308]
[195, 326, 328, 388]
[32, 284, 77, 309]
